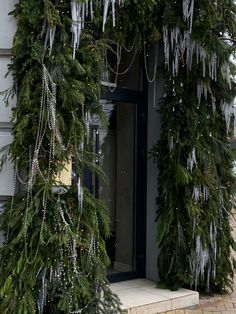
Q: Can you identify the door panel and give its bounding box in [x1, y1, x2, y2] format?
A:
[100, 101, 135, 274]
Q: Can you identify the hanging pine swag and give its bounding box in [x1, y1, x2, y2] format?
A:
[0, 0, 236, 312]
[150, 0, 236, 293]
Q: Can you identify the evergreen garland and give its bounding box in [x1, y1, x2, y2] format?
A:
[150, 0, 236, 292]
[0, 0, 236, 312]
[0, 0, 123, 312]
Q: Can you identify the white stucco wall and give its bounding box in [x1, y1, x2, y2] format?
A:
[0, 0, 17, 49]
[0, 0, 17, 199]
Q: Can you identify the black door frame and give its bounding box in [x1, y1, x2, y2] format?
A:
[101, 87, 147, 282]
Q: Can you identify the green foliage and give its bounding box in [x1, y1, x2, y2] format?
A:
[0, 0, 123, 312]
[150, 0, 236, 293]
[0, 189, 122, 313]
[1, 0, 236, 312]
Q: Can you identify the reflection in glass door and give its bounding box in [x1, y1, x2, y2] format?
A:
[99, 100, 135, 274]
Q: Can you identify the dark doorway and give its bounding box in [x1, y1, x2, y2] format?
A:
[99, 87, 147, 282]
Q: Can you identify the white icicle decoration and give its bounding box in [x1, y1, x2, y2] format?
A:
[199, 46, 207, 77]
[187, 147, 197, 172]
[210, 222, 217, 267]
[192, 185, 209, 203]
[102, 0, 110, 32]
[183, 0, 195, 33]
[71, 1, 83, 59]
[221, 100, 236, 134]
[197, 81, 208, 107]
[43, 22, 56, 55]
[163, 25, 170, 69]
[221, 62, 231, 89]
[77, 177, 84, 212]
[169, 135, 174, 152]
[90, 0, 94, 20]
[194, 235, 210, 290]
[111, 0, 116, 27]
[209, 52, 217, 81]
[72, 0, 130, 55]
[37, 269, 47, 314]
[192, 186, 201, 202]
[85, 110, 91, 142]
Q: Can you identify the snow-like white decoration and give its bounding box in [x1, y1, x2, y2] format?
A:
[187, 147, 197, 172]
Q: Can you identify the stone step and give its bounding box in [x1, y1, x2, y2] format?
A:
[110, 279, 199, 314]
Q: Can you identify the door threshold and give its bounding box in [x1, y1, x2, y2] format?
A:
[110, 279, 199, 313]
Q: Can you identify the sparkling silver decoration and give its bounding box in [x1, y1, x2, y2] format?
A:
[187, 147, 197, 172]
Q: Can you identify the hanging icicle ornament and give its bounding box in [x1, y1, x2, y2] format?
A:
[77, 177, 83, 213]
[192, 185, 209, 203]
[187, 147, 197, 172]
[221, 100, 236, 135]
[71, 1, 83, 59]
[168, 135, 174, 152]
[221, 62, 232, 89]
[70, 0, 125, 57]
[163, 25, 170, 69]
[37, 268, 47, 314]
[162, 16, 221, 83]
[197, 81, 208, 107]
[183, 0, 195, 33]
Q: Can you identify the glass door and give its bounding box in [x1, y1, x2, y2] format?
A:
[88, 87, 147, 282]
[99, 100, 135, 274]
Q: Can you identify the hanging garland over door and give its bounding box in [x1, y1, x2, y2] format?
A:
[0, 0, 235, 312]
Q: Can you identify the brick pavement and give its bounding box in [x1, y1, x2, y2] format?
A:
[161, 210, 236, 314]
